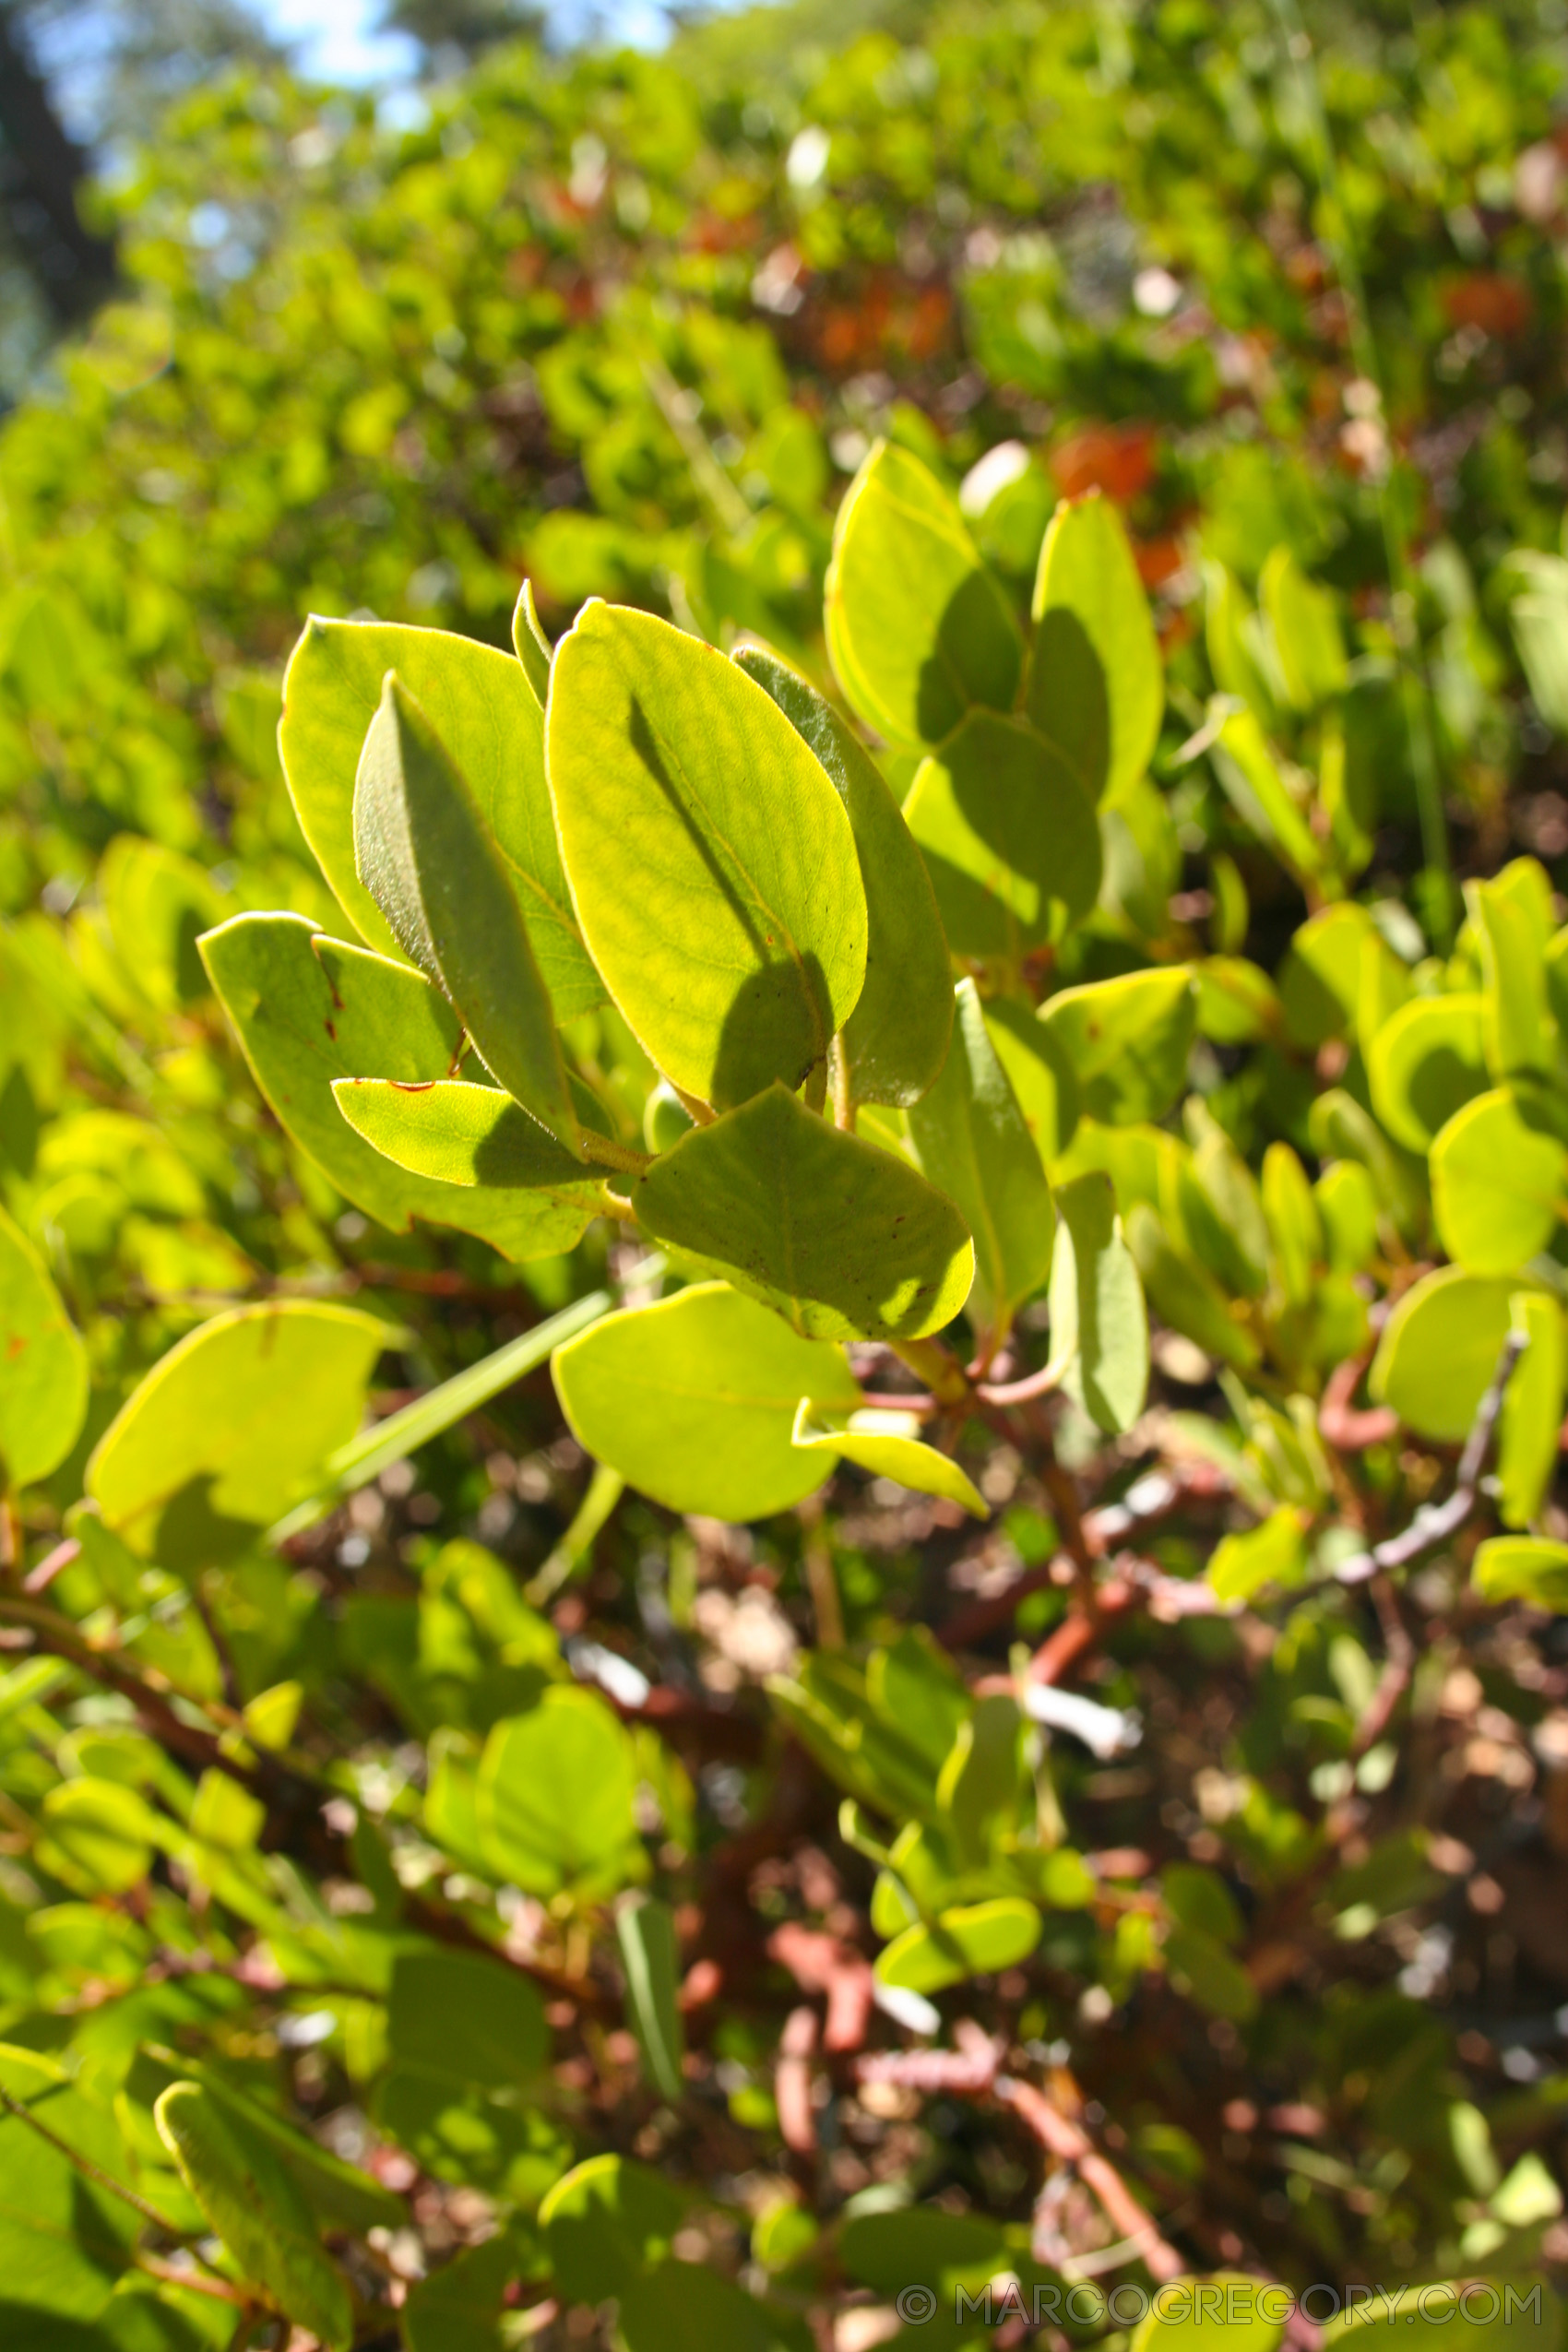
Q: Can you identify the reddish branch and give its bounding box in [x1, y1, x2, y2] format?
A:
[854, 2025, 1185, 2281]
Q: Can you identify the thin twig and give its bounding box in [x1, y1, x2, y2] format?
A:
[1336, 1328, 1524, 1586]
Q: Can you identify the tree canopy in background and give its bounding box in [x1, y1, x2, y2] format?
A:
[2, 2, 1568, 2345]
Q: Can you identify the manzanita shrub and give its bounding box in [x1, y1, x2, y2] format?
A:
[2, 439, 1568, 2347]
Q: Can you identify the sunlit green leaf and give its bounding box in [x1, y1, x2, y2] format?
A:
[1029, 492, 1162, 804]
[547, 602, 866, 1109]
[903, 711, 1101, 958]
[0, 1205, 88, 1491]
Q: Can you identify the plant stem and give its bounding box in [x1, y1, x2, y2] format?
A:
[579, 1130, 653, 1176]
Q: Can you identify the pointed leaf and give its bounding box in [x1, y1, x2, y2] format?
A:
[552, 1282, 861, 1521]
[632, 1083, 971, 1342]
[617, 1897, 685, 2101]
[903, 710, 1101, 957]
[1049, 1170, 1148, 1434]
[1468, 864, 1555, 1078]
[983, 998, 1080, 1162]
[734, 646, 952, 1107]
[826, 439, 1022, 749]
[0, 1205, 88, 1490]
[154, 2083, 351, 2349]
[201, 912, 588, 1262]
[1029, 492, 1162, 804]
[279, 613, 600, 1013]
[354, 673, 578, 1147]
[511, 578, 552, 706]
[791, 1400, 988, 1517]
[86, 1301, 386, 1562]
[906, 979, 1052, 1339]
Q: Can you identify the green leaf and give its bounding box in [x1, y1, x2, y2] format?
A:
[1206, 1507, 1310, 1605]
[552, 1283, 861, 1520]
[938, 1693, 1022, 1866]
[1367, 993, 1490, 1153]
[1261, 1143, 1322, 1308]
[1029, 492, 1163, 804]
[1277, 903, 1374, 1050]
[633, 1083, 972, 1343]
[511, 577, 553, 705]
[874, 1897, 1041, 1994]
[1197, 958, 1281, 1047]
[790, 1401, 988, 1517]
[154, 2084, 351, 2349]
[1322, 2277, 1560, 2352]
[476, 1687, 637, 1896]
[1500, 1293, 1567, 1529]
[1468, 862, 1555, 1079]
[1209, 707, 1325, 884]
[353, 673, 578, 1148]
[1431, 1087, 1565, 1276]
[546, 601, 865, 1111]
[906, 980, 1053, 1340]
[903, 710, 1101, 958]
[0, 2049, 136, 2324]
[1049, 1170, 1148, 1434]
[1260, 546, 1348, 709]
[332, 1078, 608, 1220]
[0, 1204, 88, 1490]
[618, 2263, 797, 2352]
[403, 2236, 518, 2352]
[1132, 2276, 1287, 2352]
[617, 1897, 685, 2102]
[1126, 1205, 1262, 1372]
[983, 998, 1080, 1162]
[202, 913, 588, 1263]
[388, 1947, 548, 2087]
[1473, 1536, 1568, 1610]
[1039, 967, 1196, 1126]
[86, 1301, 386, 1565]
[36, 1778, 157, 1895]
[140, 2050, 401, 2237]
[1369, 1266, 1518, 1443]
[733, 645, 952, 1107]
[826, 439, 1022, 749]
[1164, 1923, 1259, 2021]
[1316, 1161, 1380, 1275]
[279, 614, 600, 1015]
[539, 2153, 684, 2305]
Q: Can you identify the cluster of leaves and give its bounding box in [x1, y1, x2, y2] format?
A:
[4, 0, 1568, 2346]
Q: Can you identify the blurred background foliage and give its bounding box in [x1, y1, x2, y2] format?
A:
[6, 0, 1568, 2313]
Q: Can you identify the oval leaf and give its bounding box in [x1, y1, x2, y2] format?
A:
[552, 1282, 861, 1521]
[477, 1689, 637, 1896]
[1040, 967, 1196, 1127]
[632, 1083, 973, 1342]
[86, 1301, 386, 1562]
[734, 645, 952, 1108]
[1430, 1087, 1565, 1276]
[279, 613, 600, 1012]
[903, 710, 1101, 957]
[0, 1204, 88, 1490]
[154, 2083, 352, 2349]
[791, 1400, 989, 1517]
[202, 912, 589, 1263]
[1369, 1265, 1519, 1443]
[907, 980, 1053, 1340]
[874, 1896, 1041, 1994]
[1367, 992, 1489, 1154]
[826, 439, 1022, 749]
[1028, 492, 1162, 805]
[354, 673, 578, 1148]
[333, 1077, 608, 1216]
[1049, 1170, 1148, 1434]
[547, 601, 866, 1111]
